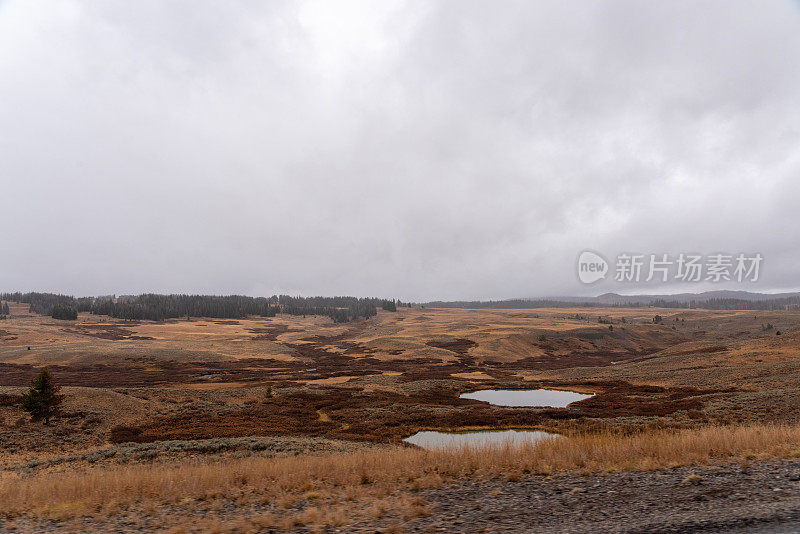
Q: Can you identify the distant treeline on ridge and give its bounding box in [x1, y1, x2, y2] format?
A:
[6, 291, 797, 321]
[424, 299, 597, 309]
[423, 296, 800, 311]
[0, 292, 407, 323]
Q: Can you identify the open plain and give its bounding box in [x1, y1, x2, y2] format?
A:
[2, 302, 800, 532]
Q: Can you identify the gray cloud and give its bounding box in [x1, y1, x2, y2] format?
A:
[2, 0, 800, 300]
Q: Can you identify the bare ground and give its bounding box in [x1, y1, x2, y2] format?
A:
[378, 460, 800, 533]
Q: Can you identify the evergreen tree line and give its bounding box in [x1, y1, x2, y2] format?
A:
[51, 304, 79, 320]
[0, 292, 401, 323]
[91, 294, 280, 321]
[0, 292, 91, 317]
[276, 295, 382, 323]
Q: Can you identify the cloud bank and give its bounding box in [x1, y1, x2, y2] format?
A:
[2, 1, 800, 300]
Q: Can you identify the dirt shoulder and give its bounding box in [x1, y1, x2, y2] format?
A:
[353, 460, 800, 533]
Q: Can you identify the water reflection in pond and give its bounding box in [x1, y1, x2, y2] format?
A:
[404, 429, 557, 450]
[460, 388, 593, 407]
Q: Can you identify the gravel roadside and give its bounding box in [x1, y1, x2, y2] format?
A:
[352, 460, 800, 533]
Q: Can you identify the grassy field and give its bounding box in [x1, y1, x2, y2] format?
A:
[3, 424, 800, 531]
[2, 303, 800, 530]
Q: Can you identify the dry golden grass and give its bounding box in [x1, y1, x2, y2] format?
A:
[3, 423, 800, 524]
[6, 304, 756, 367]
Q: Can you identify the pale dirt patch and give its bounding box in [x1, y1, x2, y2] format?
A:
[175, 382, 253, 390]
[303, 376, 361, 385]
[362, 384, 406, 395]
[451, 371, 494, 380]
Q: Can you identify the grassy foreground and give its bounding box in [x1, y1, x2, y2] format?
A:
[3, 424, 800, 530]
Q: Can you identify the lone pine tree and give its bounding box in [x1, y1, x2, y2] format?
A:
[21, 368, 62, 425]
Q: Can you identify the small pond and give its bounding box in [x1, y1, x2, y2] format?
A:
[459, 388, 593, 407]
[403, 429, 557, 450]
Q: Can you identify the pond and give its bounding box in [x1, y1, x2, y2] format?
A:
[403, 429, 558, 450]
[459, 388, 593, 407]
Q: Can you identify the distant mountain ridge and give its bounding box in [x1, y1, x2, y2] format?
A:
[594, 290, 800, 305]
[424, 291, 800, 310]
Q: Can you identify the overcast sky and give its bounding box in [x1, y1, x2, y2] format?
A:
[2, 1, 800, 301]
